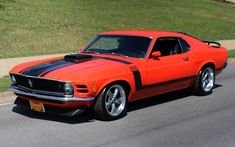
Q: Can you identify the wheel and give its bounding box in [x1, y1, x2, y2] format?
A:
[193, 66, 215, 95]
[93, 84, 127, 120]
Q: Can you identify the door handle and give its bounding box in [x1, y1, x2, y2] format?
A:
[183, 56, 189, 61]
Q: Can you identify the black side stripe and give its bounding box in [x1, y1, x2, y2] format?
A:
[132, 70, 142, 90]
[131, 68, 196, 91]
[142, 76, 196, 89]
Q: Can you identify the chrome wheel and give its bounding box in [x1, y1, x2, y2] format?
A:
[104, 84, 126, 117]
[201, 67, 214, 92]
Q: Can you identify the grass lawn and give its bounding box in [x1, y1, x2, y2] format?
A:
[228, 50, 235, 58]
[0, 0, 235, 59]
[0, 76, 10, 92]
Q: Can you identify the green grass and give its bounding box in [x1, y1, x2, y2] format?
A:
[228, 50, 235, 58]
[0, 76, 10, 92]
[0, 0, 235, 59]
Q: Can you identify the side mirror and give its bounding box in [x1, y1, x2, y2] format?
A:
[78, 45, 85, 52]
[151, 51, 161, 58]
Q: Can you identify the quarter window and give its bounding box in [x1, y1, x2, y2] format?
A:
[179, 38, 190, 52]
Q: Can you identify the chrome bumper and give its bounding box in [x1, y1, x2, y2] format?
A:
[11, 86, 95, 102]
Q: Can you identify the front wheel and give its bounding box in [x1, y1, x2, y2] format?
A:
[93, 84, 127, 120]
[193, 66, 215, 95]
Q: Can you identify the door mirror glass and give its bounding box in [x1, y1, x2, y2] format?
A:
[151, 51, 161, 58]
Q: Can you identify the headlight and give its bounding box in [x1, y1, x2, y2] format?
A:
[64, 82, 74, 95]
[11, 75, 17, 84]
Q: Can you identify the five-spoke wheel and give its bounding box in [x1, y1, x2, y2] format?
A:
[105, 85, 126, 117]
[193, 66, 215, 95]
[93, 84, 127, 120]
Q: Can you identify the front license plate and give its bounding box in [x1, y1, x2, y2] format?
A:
[29, 101, 45, 113]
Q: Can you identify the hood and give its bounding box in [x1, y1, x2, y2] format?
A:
[17, 54, 133, 81]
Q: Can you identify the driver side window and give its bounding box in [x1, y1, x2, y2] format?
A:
[151, 37, 183, 57]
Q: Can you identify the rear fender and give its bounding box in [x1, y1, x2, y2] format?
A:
[196, 60, 216, 75]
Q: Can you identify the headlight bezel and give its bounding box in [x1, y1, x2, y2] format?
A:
[64, 82, 74, 96]
[11, 75, 17, 85]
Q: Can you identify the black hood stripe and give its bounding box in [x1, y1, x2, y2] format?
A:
[19, 59, 60, 74]
[20, 59, 73, 77]
[20, 54, 133, 77]
[39, 62, 73, 77]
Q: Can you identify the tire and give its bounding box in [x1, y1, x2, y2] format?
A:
[93, 84, 127, 121]
[193, 66, 215, 95]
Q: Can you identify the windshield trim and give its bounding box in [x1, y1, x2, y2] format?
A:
[82, 35, 153, 59]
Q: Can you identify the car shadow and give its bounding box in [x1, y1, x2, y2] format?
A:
[12, 106, 96, 124]
[128, 84, 222, 112]
[12, 84, 222, 124]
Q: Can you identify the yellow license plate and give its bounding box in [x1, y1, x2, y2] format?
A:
[29, 101, 45, 113]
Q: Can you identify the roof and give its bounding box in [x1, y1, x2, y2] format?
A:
[100, 30, 186, 38]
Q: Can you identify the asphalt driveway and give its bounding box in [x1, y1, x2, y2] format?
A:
[0, 64, 234, 147]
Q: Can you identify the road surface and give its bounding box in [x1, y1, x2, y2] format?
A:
[0, 64, 235, 147]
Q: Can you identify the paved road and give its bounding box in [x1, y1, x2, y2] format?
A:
[0, 64, 235, 147]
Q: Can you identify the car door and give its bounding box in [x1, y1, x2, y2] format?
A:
[145, 37, 195, 97]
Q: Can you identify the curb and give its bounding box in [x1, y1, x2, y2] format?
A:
[216, 40, 235, 50]
[0, 53, 67, 78]
[0, 90, 15, 105]
[228, 58, 235, 64]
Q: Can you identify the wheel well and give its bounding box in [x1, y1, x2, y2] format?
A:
[105, 80, 131, 97]
[202, 62, 215, 71]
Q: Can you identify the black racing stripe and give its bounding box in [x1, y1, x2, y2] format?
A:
[19, 59, 61, 74]
[20, 54, 132, 77]
[39, 58, 91, 77]
[20, 54, 95, 77]
[20, 55, 132, 77]
[20, 59, 72, 77]
[39, 63, 73, 77]
[98, 57, 132, 64]
[131, 67, 196, 91]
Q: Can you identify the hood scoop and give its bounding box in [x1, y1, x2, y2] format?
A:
[64, 54, 93, 61]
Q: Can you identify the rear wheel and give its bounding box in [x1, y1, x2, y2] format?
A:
[193, 66, 215, 95]
[93, 84, 127, 120]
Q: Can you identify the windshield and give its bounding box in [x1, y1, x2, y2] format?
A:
[82, 35, 152, 58]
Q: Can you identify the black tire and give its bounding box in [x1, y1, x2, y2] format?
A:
[93, 84, 127, 121]
[193, 66, 215, 95]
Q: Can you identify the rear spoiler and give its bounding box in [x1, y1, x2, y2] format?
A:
[176, 32, 222, 48]
[203, 41, 221, 48]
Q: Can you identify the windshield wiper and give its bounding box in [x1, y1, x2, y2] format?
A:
[103, 52, 129, 58]
[82, 50, 100, 54]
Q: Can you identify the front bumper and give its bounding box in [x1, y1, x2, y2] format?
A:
[14, 98, 87, 116]
[11, 86, 95, 116]
[11, 86, 95, 102]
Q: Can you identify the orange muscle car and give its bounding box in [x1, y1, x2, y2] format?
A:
[10, 30, 228, 120]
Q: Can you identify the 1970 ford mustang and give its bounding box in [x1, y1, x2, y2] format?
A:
[10, 30, 228, 120]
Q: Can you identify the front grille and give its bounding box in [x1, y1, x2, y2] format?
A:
[11, 74, 65, 94]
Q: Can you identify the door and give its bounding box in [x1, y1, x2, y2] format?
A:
[144, 37, 195, 97]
